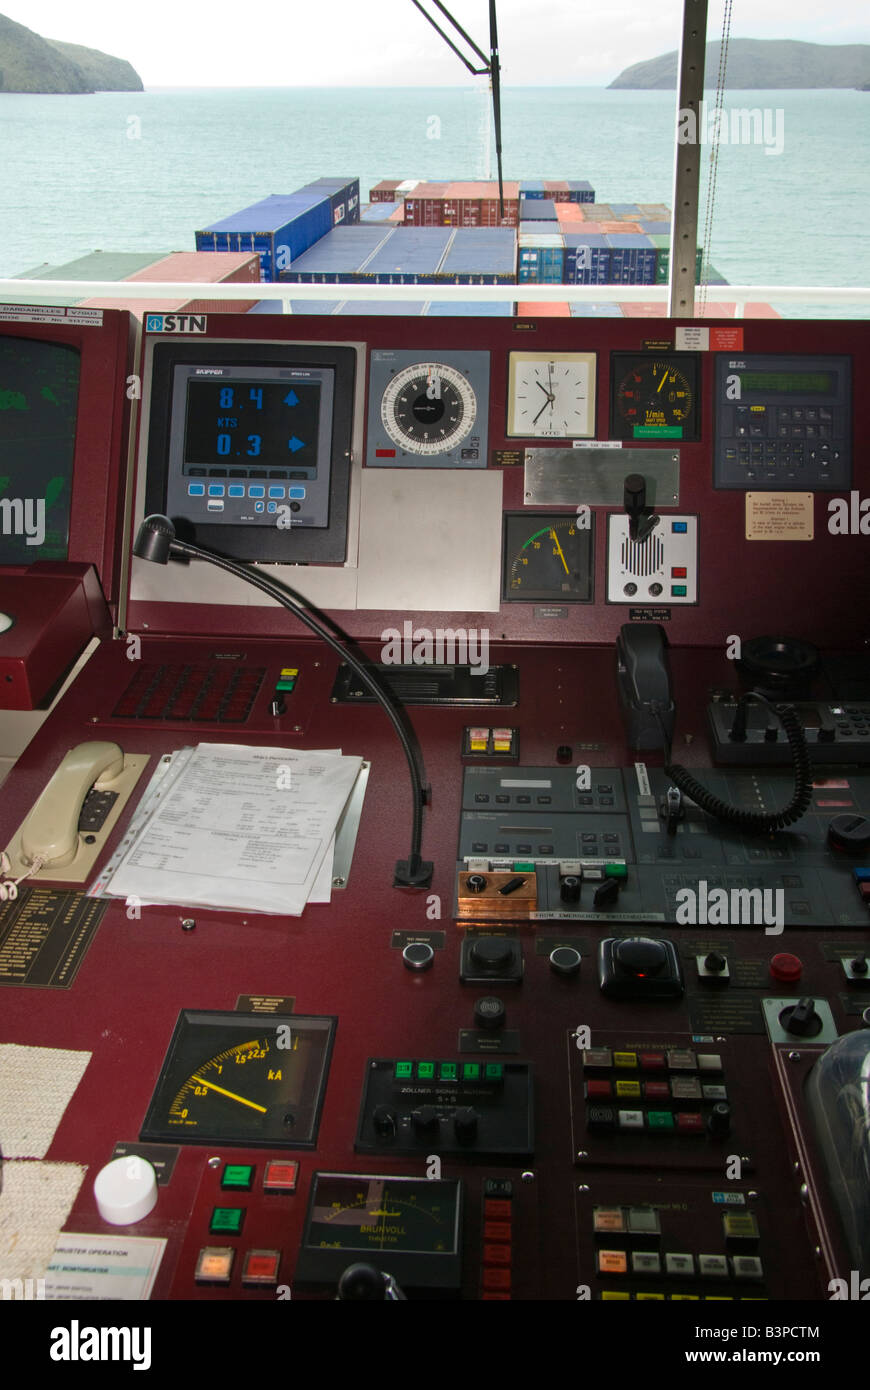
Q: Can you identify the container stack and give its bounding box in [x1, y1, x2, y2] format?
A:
[403, 181, 521, 227]
[433, 227, 517, 284]
[17, 249, 261, 316]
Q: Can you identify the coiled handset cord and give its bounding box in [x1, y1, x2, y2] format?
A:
[656, 691, 813, 835]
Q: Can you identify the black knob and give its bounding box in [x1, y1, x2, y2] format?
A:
[337, 1264, 390, 1300]
[593, 876, 620, 909]
[704, 950, 727, 973]
[454, 1106, 479, 1141]
[560, 874, 581, 904]
[649, 582, 663, 597]
[549, 945, 582, 977]
[707, 1102, 731, 1137]
[556, 745, 573, 764]
[402, 941, 434, 972]
[624, 473, 646, 510]
[779, 997, 823, 1038]
[474, 995, 506, 1030]
[470, 936, 513, 969]
[828, 814, 870, 855]
[850, 954, 869, 975]
[615, 937, 667, 977]
[764, 724, 779, 742]
[466, 873, 488, 894]
[411, 1105, 439, 1133]
[372, 1105, 397, 1137]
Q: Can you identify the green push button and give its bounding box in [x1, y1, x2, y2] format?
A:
[462, 1062, 481, 1081]
[275, 679, 296, 692]
[647, 1111, 675, 1131]
[221, 1164, 254, 1191]
[604, 862, 627, 879]
[394, 1061, 413, 1080]
[416, 1061, 436, 1080]
[484, 1062, 504, 1082]
[210, 1206, 244, 1234]
[671, 585, 687, 598]
[439, 1062, 458, 1081]
[513, 862, 535, 873]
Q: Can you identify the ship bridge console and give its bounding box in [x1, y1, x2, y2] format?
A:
[2, 306, 870, 1330]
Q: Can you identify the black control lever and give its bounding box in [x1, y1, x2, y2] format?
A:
[337, 1263, 407, 1300]
[624, 473, 660, 543]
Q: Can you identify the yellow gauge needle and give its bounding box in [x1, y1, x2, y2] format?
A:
[191, 1074, 267, 1113]
[550, 529, 570, 576]
[656, 370, 670, 393]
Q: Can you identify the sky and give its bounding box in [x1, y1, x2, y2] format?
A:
[2, 0, 869, 87]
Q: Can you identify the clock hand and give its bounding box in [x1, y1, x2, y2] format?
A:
[533, 397, 552, 425]
[536, 380, 553, 398]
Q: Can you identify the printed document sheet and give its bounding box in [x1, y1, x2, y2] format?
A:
[101, 744, 363, 915]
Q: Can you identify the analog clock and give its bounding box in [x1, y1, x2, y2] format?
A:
[507, 351, 596, 439]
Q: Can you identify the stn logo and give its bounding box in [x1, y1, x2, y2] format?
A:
[145, 313, 207, 333]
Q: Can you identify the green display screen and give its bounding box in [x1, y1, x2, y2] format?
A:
[0, 337, 79, 563]
[738, 370, 834, 395]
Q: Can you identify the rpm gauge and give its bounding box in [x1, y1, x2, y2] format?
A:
[610, 352, 701, 440]
[502, 511, 595, 603]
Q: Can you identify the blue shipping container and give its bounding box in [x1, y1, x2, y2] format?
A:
[605, 234, 657, 285]
[520, 198, 557, 221]
[278, 226, 394, 282]
[195, 196, 332, 281]
[563, 233, 611, 285]
[364, 227, 453, 283]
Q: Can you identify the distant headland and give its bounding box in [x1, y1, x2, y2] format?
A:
[0, 12, 143, 92]
[609, 38, 870, 90]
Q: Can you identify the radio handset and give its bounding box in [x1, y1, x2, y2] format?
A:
[616, 623, 675, 750]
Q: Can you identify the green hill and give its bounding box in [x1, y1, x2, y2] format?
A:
[609, 38, 870, 90]
[0, 12, 143, 93]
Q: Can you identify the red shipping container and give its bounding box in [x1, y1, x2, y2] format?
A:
[518, 302, 570, 316]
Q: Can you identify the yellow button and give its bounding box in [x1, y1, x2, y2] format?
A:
[615, 1080, 641, 1098]
[636, 1293, 665, 1301]
[613, 1052, 637, 1069]
[601, 1290, 631, 1300]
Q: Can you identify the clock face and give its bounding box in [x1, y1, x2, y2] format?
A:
[507, 351, 596, 438]
[380, 361, 477, 456]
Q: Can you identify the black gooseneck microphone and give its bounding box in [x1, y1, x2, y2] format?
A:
[133, 514, 433, 888]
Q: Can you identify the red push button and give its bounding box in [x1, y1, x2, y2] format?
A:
[263, 1160, 299, 1193]
[671, 566, 687, 578]
[676, 1112, 705, 1133]
[483, 1267, 511, 1290]
[484, 1199, 512, 1221]
[770, 952, 802, 983]
[484, 1243, 511, 1265]
[484, 1221, 512, 1242]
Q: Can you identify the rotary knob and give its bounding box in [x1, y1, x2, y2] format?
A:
[470, 936, 513, 969]
[474, 996, 506, 1030]
[615, 937, 668, 976]
[466, 873, 488, 894]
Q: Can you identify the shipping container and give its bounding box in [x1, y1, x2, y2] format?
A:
[518, 232, 564, 283]
[569, 302, 624, 316]
[612, 204, 642, 217]
[650, 237, 705, 284]
[336, 300, 426, 315]
[605, 233, 657, 285]
[80, 251, 261, 317]
[435, 227, 517, 283]
[519, 181, 546, 199]
[585, 204, 614, 221]
[362, 226, 454, 283]
[599, 221, 642, 234]
[563, 233, 611, 285]
[520, 198, 558, 222]
[639, 221, 671, 235]
[13, 250, 169, 306]
[361, 202, 403, 223]
[370, 180, 402, 202]
[292, 177, 360, 225]
[426, 300, 514, 316]
[565, 180, 595, 202]
[195, 195, 332, 280]
[518, 302, 571, 316]
[278, 226, 395, 283]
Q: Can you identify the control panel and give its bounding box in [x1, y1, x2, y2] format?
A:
[1, 308, 869, 1332]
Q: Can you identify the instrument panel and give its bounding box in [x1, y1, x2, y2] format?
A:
[1, 307, 869, 1351]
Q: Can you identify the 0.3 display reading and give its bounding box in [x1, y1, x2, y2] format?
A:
[184, 379, 322, 474]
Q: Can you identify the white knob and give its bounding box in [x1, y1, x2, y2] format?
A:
[94, 1155, 158, 1225]
[0, 612, 14, 634]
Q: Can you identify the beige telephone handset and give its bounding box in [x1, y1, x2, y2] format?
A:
[3, 741, 150, 886]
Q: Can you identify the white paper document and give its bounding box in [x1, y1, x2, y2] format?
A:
[101, 744, 363, 915]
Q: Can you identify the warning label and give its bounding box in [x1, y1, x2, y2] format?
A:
[745, 491, 814, 541]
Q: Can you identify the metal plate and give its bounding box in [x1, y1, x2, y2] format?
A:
[523, 448, 679, 507]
